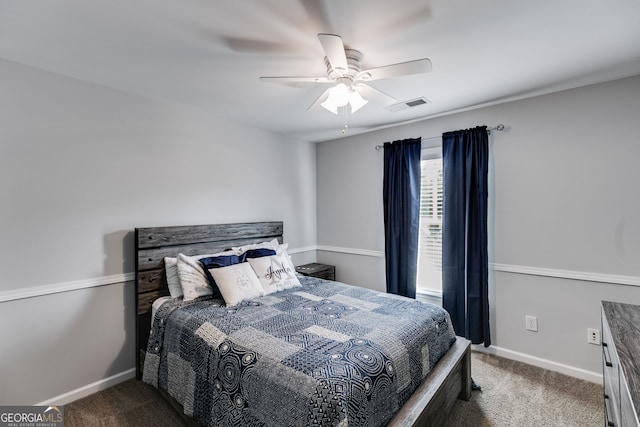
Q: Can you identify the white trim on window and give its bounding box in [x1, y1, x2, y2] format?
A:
[416, 288, 442, 306]
[417, 151, 444, 294]
[421, 146, 441, 160]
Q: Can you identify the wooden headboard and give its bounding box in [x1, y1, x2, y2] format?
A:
[134, 221, 284, 379]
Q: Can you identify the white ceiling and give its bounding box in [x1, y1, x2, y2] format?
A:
[2, 0, 639, 142]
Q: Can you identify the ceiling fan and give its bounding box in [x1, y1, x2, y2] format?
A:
[260, 33, 432, 114]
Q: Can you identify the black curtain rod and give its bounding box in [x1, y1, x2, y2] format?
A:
[374, 124, 505, 150]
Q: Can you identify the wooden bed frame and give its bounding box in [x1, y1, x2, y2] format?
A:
[135, 221, 471, 427]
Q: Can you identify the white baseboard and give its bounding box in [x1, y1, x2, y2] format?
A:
[36, 368, 136, 406]
[473, 345, 603, 384]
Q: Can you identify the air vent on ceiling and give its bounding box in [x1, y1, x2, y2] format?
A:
[386, 97, 431, 112]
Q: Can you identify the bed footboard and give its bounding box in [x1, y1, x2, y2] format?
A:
[387, 337, 472, 426]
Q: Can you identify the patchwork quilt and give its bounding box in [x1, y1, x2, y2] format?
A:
[143, 276, 456, 427]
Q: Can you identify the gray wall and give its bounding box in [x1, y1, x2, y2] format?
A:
[0, 59, 317, 404]
[2, 53, 638, 404]
[316, 75, 640, 380]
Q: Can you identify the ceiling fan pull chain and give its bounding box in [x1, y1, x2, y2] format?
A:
[342, 106, 349, 133]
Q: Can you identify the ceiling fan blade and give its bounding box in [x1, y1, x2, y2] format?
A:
[307, 87, 333, 111]
[260, 76, 331, 84]
[355, 83, 397, 106]
[358, 58, 432, 81]
[318, 33, 349, 74]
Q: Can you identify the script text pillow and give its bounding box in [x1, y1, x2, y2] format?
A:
[247, 253, 301, 295]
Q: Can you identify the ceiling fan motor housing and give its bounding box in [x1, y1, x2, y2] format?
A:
[325, 49, 363, 81]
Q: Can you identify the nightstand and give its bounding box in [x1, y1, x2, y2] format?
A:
[296, 263, 335, 281]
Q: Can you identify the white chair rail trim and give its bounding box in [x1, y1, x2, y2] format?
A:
[316, 245, 640, 288]
[316, 245, 385, 258]
[0, 245, 318, 303]
[492, 263, 640, 287]
[0, 272, 136, 303]
[2, 247, 637, 303]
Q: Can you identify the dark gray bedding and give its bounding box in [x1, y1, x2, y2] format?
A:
[143, 276, 456, 426]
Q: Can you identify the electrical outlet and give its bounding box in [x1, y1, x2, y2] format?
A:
[588, 328, 601, 345]
[525, 315, 538, 332]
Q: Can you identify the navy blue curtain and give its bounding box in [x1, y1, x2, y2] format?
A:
[442, 126, 491, 346]
[383, 138, 421, 298]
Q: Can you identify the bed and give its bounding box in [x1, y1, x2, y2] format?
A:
[135, 221, 471, 426]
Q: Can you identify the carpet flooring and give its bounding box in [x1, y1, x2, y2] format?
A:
[446, 352, 603, 426]
[64, 351, 603, 426]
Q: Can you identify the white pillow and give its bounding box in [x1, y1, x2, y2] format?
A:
[164, 257, 182, 298]
[247, 253, 301, 295]
[176, 251, 233, 301]
[232, 239, 280, 255]
[275, 242, 289, 255]
[209, 262, 265, 306]
[177, 253, 212, 301]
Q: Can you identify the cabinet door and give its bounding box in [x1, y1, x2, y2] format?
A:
[619, 370, 640, 427]
[602, 308, 620, 427]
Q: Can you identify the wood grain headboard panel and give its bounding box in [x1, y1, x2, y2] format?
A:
[134, 221, 283, 379]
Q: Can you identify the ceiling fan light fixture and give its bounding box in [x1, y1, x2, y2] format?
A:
[320, 82, 353, 114]
[348, 90, 368, 113]
[331, 83, 351, 106]
[320, 98, 339, 114]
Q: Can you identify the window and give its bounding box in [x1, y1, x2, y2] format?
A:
[417, 149, 443, 294]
